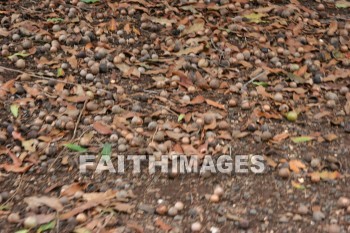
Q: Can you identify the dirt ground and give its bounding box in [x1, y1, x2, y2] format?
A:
[0, 0, 350, 232]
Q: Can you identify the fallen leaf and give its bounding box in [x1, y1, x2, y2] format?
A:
[324, 133, 338, 142]
[113, 202, 134, 213]
[61, 183, 87, 196]
[181, 18, 205, 36]
[155, 218, 172, 231]
[24, 196, 64, 211]
[291, 136, 314, 143]
[291, 180, 306, 190]
[175, 44, 204, 56]
[93, 121, 113, 135]
[289, 159, 306, 173]
[10, 104, 19, 118]
[64, 143, 87, 152]
[243, 12, 267, 23]
[205, 99, 226, 110]
[116, 63, 141, 78]
[309, 171, 341, 181]
[60, 200, 105, 220]
[22, 139, 36, 152]
[67, 55, 78, 69]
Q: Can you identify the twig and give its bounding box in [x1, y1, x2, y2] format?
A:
[3, 175, 23, 205]
[0, 65, 112, 94]
[0, 65, 76, 85]
[72, 99, 88, 141]
[242, 71, 267, 91]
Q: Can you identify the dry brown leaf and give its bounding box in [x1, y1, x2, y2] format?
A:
[345, 100, 350, 115]
[124, 23, 131, 34]
[93, 121, 113, 135]
[64, 95, 87, 103]
[67, 55, 78, 69]
[328, 20, 338, 36]
[309, 171, 341, 182]
[189, 95, 205, 105]
[205, 99, 226, 110]
[83, 190, 116, 202]
[116, 63, 141, 78]
[0, 79, 15, 99]
[0, 164, 32, 173]
[61, 183, 87, 196]
[175, 44, 204, 56]
[289, 159, 306, 173]
[324, 133, 338, 142]
[155, 218, 172, 231]
[256, 86, 273, 99]
[60, 200, 105, 220]
[24, 196, 64, 211]
[113, 202, 134, 213]
[109, 18, 117, 32]
[0, 28, 10, 37]
[271, 132, 289, 143]
[181, 18, 205, 36]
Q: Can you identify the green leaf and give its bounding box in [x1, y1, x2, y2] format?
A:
[243, 13, 267, 23]
[15, 230, 29, 233]
[64, 143, 87, 152]
[0, 204, 10, 210]
[47, 18, 64, 23]
[332, 50, 343, 59]
[336, 1, 350, 8]
[178, 114, 185, 122]
[10, 104, 19, 117]
[37, 220, 56, 233]
[57, 68, 65, 77]
[101, 143, 112, 156]
[291, 136, 313, 143]
[80, 0, 100, 3]
[291, 181, 306, 190]
[252, 81, 269, 87]
[8, 52, 30, 60]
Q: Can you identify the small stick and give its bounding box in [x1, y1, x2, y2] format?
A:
[0, 65, 76, 85]
[72, 99, 88, 140]
[0, 65, 112, 94]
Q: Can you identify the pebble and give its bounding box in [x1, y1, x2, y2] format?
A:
[261, 131, 272, 141]
[7, 213, 20, 223]
[168, 207, 178, 216]
[174, 201, 184, 211]
[156, 205, 168, 215]
[210, 194, 220, 203]
[214, 186, 224, 196]
[310, 158, 321, 168]
[274, 93, 283, 102]
[337, 197, 350, 208]
[24, 216, 38, 228]
[15, 59, 26, 69]
[340, 86, 349, 95]
[86, 102, 98, 111]
[313, 211, 325, 221]
[328, 224, 340, 233]
[191, 222, 202, 232]
[76, 213, 87, 223]
[297, 205, 308, 215]
[138, 204, 155, 214]
[154, 131, 165, 142]
[325, 92, 338, 101]
[278, 167, 290, 178]
[239, 218, 250, 229]
[279, 215, 289, 223]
